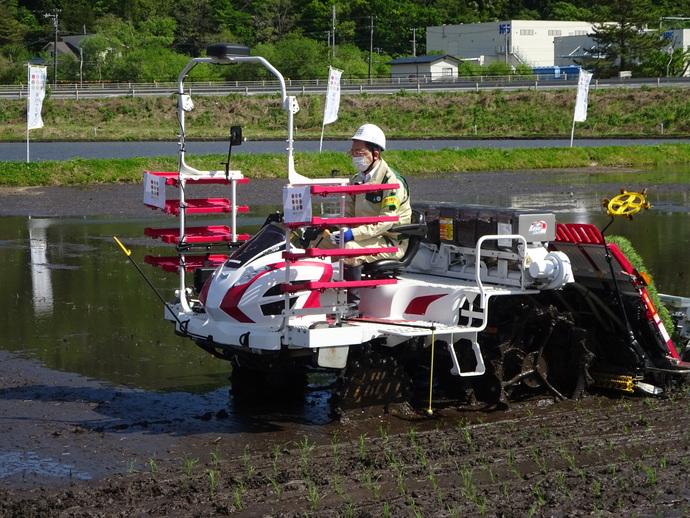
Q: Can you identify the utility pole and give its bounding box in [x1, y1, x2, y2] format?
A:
[368, 16, 375, 82]
[332, 5, 336, 58]
[44, 9, 61, 86]
[410, 28, 417, 57]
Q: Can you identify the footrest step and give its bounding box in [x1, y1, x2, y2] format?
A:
[281, 278, 397, 293]
[283, 246, 397, 260]
[144, 254, 228, 273]
[148, 199, 249, 215]
[144, 226, 249, 244]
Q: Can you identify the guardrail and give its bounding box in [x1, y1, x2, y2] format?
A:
[1, 76, 688, 100]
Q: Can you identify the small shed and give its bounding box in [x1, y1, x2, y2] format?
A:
[386, 55, 461, 81]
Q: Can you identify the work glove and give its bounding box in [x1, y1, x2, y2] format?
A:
[330, 227, 353, 245]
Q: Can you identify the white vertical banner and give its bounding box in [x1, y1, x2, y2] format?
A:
[323, 67, 342, 125]
[319, 67, 343, 152]
[573, 68, 593, 122]
[28, 66, 47, 130]
[26, 65, 47, 162]
[571, 68, 593, 147]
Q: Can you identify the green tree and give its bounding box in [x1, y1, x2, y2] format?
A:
[639, 46, 690, 77]
[211, 0, 255, 46]
[487, 60, 512, 75]
[173, 0, 222, 56]
[545, 1, 594, 21]
[582, 0, 668, 77]
[253, 0, 298, 43]
[0, 0, 28, 46]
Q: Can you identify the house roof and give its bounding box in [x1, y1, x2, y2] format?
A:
[386, 55, 460, 66]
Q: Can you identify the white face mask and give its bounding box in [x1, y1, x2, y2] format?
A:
[352, 155, 370, 172]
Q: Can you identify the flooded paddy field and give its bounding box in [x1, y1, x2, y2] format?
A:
[1, 167, 690, 516]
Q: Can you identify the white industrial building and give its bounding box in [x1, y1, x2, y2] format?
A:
[426, 20, 595, 69]
[427, 21, 690, 77]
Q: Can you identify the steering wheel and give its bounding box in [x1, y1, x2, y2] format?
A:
[605, 190, 650, 218]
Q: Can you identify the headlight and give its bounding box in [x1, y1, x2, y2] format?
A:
[234, 265, 272, 286]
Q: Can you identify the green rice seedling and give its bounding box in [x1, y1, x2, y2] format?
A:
[560, 449, 576, 468]
[397, 470, 407, 495]
[308, 483, 322, 510]
[644, 465, 658, 486]
[407, 425, 418, 446]
[463, 427, 473, 447]
[210, 451, 220, 470]
[330, 433, 341, 466]
[363, 470, 382, 499]
[208, 469, 218, 496]
[507, 449, 516, 468]
[242, 445, 255, 478]
[409, 496, 422, 518]
[234, 481, 244, 510]
[428, 471, 438, 491]
[332, 475, 344, 496]
[383, 501, 390, 517]
[555, 471, 565, 489]
[532, 480, 546, 505]
[379, 424, 390, 442]
[342, 497, 357, 518]
[298, 436, 316, 479]
[267, 476, 282, 496]
[460, 467, 474, 493]
[485, 464, 497, 483]
[592, 478, 602, 496]
[180, 455, 199, 479]
[476, 496, 488, 516]
[271, 444, 281, 476]
[126, 458, 138, 475]
[358, 433, 368, 461]
[147, 458, 157, 476]
[661, 457, 667, 469]
[530, 445, 547, 470]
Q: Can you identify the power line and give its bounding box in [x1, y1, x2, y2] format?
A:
[44, 9, 61, 86]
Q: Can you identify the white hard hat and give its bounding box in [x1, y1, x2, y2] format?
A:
[350, 123, 386, 151]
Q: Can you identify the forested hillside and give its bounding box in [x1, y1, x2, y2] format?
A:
[1, 0, 688, 83]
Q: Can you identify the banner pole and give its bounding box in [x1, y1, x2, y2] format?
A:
[26, 65, 30, 163]
[319, 124, 325, 153]
[570, 120, 575, 148]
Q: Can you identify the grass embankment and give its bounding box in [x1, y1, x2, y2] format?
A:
[2, 143, 690, 187]
[2, 87, 690, 141]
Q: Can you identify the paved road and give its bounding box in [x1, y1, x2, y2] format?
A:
[6, 138, 690, 162]
[2, 76, 688, 100]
